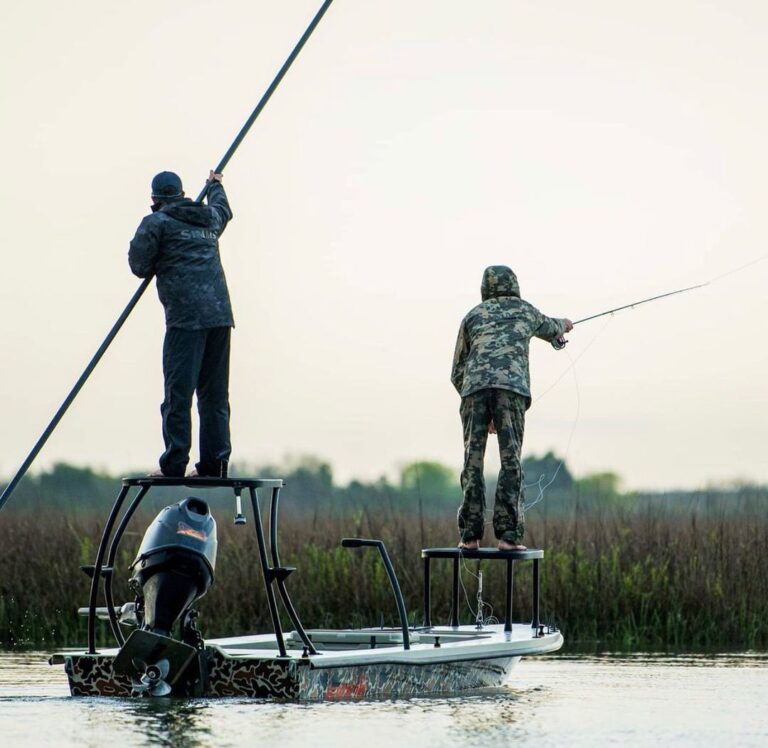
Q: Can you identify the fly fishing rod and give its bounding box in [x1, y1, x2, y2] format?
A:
[0, 0, 335, 514]
[552, 282, 708, 349]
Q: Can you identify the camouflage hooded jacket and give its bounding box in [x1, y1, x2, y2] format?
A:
[451, 265, 567, 408]
[128, 182, 234, 330]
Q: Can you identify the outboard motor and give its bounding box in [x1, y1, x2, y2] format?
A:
[130, 497, 217, 637]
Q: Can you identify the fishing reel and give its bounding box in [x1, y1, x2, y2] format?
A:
[551, 336, 568, 351]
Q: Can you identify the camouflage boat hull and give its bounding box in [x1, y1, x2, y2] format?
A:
[62, 648, 517, 700]
[58, 624, 561, 701]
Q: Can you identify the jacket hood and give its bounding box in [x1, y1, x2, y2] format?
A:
[160, 198, 215, 228]
[481, 265, 520, 300]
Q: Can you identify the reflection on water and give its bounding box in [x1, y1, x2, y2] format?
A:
[97, 700, 217, 748]
[1, 652, 767, 747]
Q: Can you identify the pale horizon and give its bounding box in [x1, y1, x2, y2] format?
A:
[2, 1, 766, 493]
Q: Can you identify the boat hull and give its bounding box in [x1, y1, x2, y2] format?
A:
[59, 625, 561, 700]
[63, 650, 519, 700]
[208, 650, 519, 700]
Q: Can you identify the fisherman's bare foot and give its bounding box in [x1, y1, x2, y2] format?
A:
[497, 540, 527, 551]
[149, 468, 166, 477]
[458, 539, 480, 550]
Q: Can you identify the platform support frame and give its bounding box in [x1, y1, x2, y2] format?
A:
[421, 547, 544, 634]
[83, 476, 317, 657]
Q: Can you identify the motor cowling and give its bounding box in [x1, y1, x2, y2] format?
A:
[130, 497, 217, 637]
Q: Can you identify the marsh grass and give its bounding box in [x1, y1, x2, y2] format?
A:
[1, 507, 766, 650]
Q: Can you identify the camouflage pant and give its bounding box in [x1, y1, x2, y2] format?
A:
[457, 388, 526, 544]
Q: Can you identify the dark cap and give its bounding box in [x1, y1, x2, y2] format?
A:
[151, 171, 183, 199]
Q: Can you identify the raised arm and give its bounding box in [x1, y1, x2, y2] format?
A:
[206, 171, 233, 233]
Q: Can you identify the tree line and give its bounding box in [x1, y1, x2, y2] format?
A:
[1, 453, 764, 518]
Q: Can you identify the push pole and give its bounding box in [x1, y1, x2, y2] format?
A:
[0, 0, 335, 514]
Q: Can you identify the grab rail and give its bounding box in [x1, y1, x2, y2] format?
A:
[341, 538, 410, 650]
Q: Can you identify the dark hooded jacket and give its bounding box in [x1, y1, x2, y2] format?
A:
[451, 265, 567, 407]
[128, 182, 234, 330]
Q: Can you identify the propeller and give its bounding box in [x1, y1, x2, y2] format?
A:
[130, 657, 172, 697]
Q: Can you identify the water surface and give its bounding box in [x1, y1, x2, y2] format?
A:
[1, 652, 766, 746]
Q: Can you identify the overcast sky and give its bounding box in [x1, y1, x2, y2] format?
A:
[1, 0, 766, 490]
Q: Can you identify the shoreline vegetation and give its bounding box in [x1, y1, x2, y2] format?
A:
[1, 456, 766, 651]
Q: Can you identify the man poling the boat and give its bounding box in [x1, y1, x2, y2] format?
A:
[451, 265, 573, 552]
[0, 0, 336, 513]
[129, 170, 234, 479]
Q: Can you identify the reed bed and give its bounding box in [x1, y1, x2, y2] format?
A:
[0, 508, 766, 651]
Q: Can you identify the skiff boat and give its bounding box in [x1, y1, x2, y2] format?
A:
[49, 476, 562, 699]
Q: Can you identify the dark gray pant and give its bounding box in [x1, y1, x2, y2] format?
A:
[159, 327, 231, 477]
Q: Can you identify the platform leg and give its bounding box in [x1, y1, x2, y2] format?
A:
[87, 484, 130, 654]
[504, 558, 514, 633]
[451, 557, 460, 627]
[423, 556, 432, 627]
[532, 558, 541, 630]
[104, 484, 151, 648]
[249, 487, 287, 657]
[268, 486, 318, 655]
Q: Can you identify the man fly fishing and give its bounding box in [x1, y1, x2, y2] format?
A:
[451, 265, 573, 551]
[128, 170, 234, 478]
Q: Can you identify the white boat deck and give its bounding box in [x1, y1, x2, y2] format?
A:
[205, 624, 562, 668]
